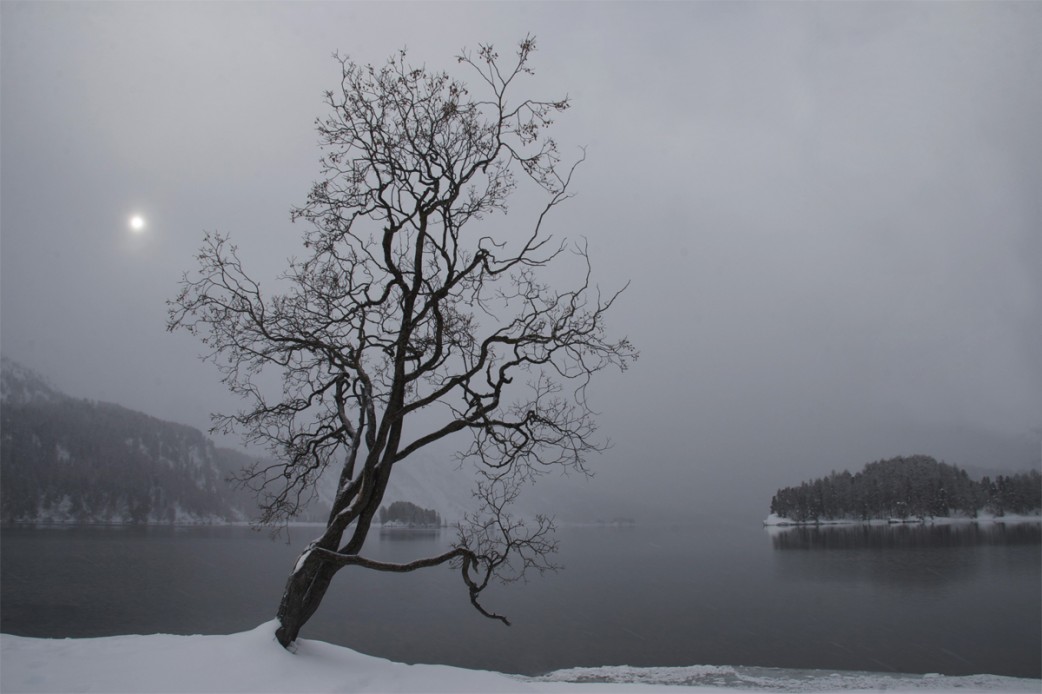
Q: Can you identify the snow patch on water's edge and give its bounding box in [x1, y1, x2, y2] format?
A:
[532, 664, 1038, 691]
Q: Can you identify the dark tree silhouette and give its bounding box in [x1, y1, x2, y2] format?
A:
[168, 37, 636, 648]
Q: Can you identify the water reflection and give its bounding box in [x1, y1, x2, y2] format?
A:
[767, 522, 1041, 551]
[768, 522, 1042, 592]
[378, 527, 443, 541]
[4, 524, 1039, 678]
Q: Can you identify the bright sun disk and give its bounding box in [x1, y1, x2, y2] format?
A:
[130, 215, 145, 232]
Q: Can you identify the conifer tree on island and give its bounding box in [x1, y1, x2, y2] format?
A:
[167, 37, 636, 648]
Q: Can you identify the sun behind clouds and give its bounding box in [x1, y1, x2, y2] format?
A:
[129, 214, 145, 232]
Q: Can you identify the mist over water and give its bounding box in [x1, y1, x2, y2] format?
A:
[2, 2, 1041, 523]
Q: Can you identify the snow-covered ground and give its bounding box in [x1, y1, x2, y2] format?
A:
[2, 622, 1038, 693]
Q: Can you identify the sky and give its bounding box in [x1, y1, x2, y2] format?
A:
[2, 1, 1040, 521]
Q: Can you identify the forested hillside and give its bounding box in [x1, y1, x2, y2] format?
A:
[378, 500, 443, 528]
[0, 358, 264, 523]
[770, 454, 1041, 523]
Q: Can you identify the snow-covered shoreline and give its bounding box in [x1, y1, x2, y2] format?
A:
[2, 622, 1039, 693]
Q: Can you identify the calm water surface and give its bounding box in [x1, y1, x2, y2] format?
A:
[2, 517, 1039, 678]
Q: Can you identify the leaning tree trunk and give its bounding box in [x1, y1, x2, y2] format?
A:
[274, 552, 339, 647]
[275, 463, 391, 648]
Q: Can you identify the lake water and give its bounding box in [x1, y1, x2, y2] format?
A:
[2, 517, 1039, 679]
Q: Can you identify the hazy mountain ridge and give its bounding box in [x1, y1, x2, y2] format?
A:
[0, 359, 624, 526]
[0, 359, 478, 526]
[0, 359, 262, 524]
[374, 453, 477, 524]
[0, 357, 64, 406]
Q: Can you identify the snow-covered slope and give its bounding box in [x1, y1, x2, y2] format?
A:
[1, 623, 1037, 694]
[0, 359, 259, 523]
[0, 356, 64, 406]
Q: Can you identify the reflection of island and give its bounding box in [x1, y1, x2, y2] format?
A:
[767, 521, 1042, 592]
[768, 522, 1041, 551]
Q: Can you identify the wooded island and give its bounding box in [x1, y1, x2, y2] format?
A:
[770, 455, 1041, 523]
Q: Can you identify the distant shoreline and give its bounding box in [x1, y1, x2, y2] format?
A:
[763, 511, 1042, 527]
[0, 520, 326, 529]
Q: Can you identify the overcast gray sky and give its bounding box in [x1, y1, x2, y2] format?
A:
[3, 1, 1040, 519]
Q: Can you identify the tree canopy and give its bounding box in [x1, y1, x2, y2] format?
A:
[168, 37, 636, 647]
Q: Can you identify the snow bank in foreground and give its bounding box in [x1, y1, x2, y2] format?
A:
[1, 622, 1038, 693]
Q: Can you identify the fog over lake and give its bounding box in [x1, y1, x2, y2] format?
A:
[3, 3, 1040, 523]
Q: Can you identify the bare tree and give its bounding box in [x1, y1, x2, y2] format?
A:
[168, 37, 636, 649]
